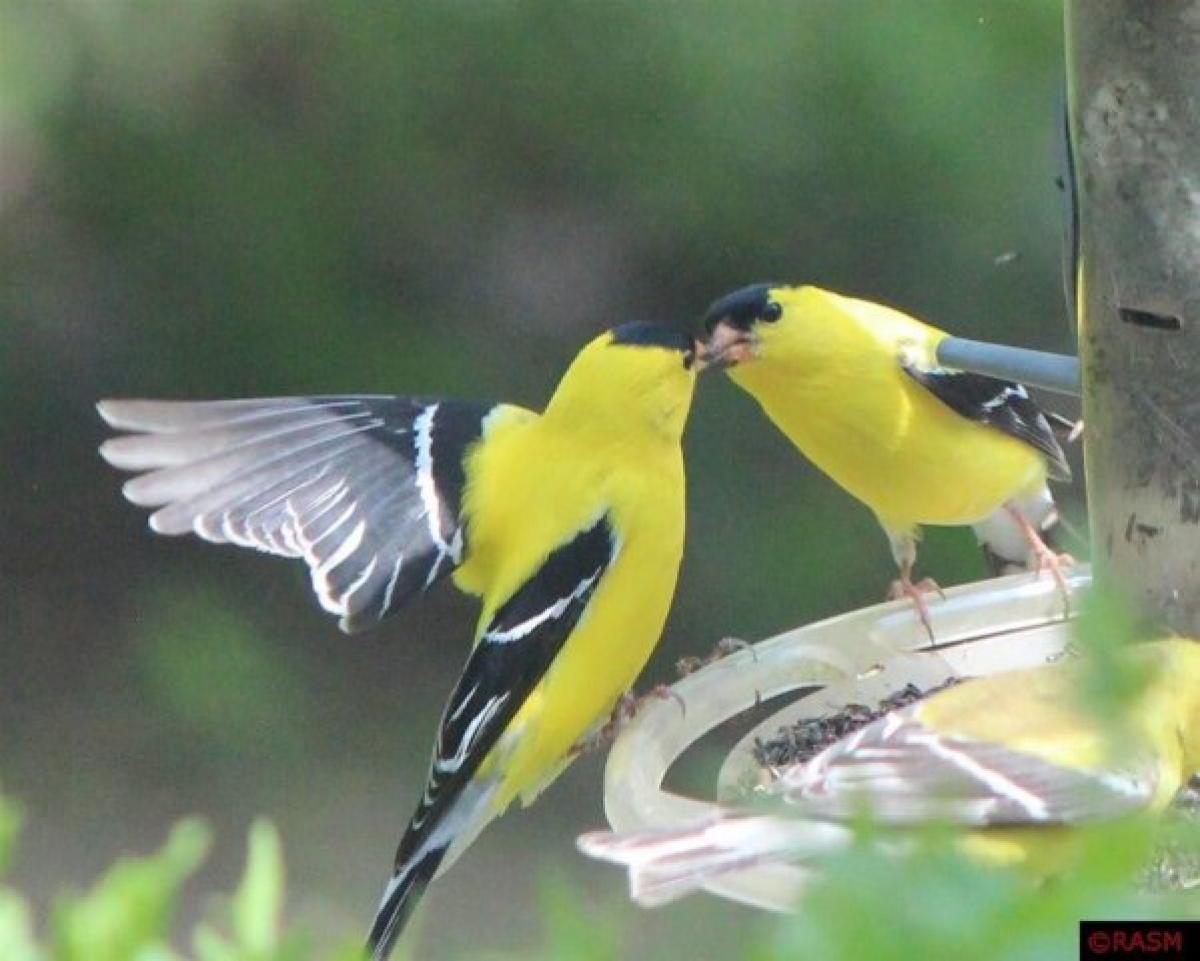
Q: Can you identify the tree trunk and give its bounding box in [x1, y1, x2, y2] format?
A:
[1066, 1, 1200, 634]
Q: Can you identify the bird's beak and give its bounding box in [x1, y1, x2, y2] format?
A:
[701, 320, 757, 369]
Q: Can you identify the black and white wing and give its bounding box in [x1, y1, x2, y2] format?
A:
[775, 705, 1156, 827]
[899, 362, 1072, 482]
[392, 512, 618, 868]
[366, 512, 618, 960]
[98, 395, 530, 632]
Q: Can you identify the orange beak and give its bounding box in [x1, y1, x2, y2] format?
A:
[702, 319, 757, 369]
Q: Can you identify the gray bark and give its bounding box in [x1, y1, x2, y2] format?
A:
[1066, 1, 1200, 633]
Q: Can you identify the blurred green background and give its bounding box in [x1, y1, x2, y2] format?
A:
[1, 0, 1080, 956]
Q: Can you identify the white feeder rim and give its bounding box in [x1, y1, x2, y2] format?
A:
[600, 566, 1092, 912]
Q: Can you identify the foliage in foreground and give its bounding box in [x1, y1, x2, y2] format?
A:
[3, 787, 1198, 961]
[754, 823, 1199, 961]
[0, 798, 359, 961]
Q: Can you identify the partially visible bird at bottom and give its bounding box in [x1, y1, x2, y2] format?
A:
[579, 637, 1200, 905]
[98, 322, 705, 959]
[702, 283, 1077, 638]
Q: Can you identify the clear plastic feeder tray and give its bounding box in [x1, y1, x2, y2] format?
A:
[600, 566, 1092, 912]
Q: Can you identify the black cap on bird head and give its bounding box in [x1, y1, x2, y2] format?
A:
[609, 321, 698, 369]
[701, 283, 783, 333]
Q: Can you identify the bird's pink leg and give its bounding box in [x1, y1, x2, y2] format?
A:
[887, 563, 943, 644]
[1006, 504, 1075, 615]
[883, 529, 943, 643]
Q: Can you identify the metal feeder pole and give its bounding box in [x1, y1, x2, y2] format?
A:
[936, 337, 1080, 396]
[1066, 2, 1200, 634]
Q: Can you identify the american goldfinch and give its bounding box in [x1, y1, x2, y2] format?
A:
[99, 322, 703, 959]
[702, 284, 1074, 635]
[579, 637, 1200, 905]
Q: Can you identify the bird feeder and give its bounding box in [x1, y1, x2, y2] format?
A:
[600, 569, 1089, 911]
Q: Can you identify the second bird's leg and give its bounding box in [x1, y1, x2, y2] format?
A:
[883, 528, 942, 643]
[567, 685, 687, 757]
[1006, 504, 1075, 615]
[677, 637, 755, 677]
[568, 692, 638, 757]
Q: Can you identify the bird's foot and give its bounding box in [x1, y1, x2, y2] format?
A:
[887, 575, 944, 643]
[568, 692, 637, 757]
[567, 686, 686, 757]
[1030, 546, 1076, 616]
[676, 637, 754, 677]
[640, 683, 687, 720]
[1007, 504, 1075, 617]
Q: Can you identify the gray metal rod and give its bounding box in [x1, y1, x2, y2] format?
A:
[1068, 0, 1200, 635]
[936, 337, 1080, 396]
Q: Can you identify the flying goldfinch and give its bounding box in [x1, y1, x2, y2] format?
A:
[579, 637, 1200, 905]
[702, 284, 1074, 635]
[98, 322, 703, 959]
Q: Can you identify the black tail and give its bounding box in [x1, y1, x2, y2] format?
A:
[366, 847, 447, 961]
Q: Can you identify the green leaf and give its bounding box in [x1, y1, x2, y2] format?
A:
[0, 796, 22, 878]
[232, 820, 284, 956]
[0, 890, 40, 961]
[190, 924, 237, 961]
[51, 819, 210, 961]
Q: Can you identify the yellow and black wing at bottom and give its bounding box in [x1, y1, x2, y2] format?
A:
[367, 512, 618, 960]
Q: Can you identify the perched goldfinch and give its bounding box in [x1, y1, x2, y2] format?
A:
[702, 284, 1074, 635]
[579, 638, 1200, 905]
[98, 322, 703, 959]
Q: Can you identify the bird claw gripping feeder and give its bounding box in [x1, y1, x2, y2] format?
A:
[586, 0, 1200, 913]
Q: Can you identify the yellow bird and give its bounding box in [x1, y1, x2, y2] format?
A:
[98, 322, 704, 960]
[579, 637, 1200, 904]
[702, 284, 1074, 633]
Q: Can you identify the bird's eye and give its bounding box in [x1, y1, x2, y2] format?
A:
[761, 301, 783, 323]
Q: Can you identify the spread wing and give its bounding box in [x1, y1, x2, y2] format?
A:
[899, 363, 1072, 482]
[98, 396, 529, 632]
[396, 512, 617, 865]
[774, 705, 1157, 827]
